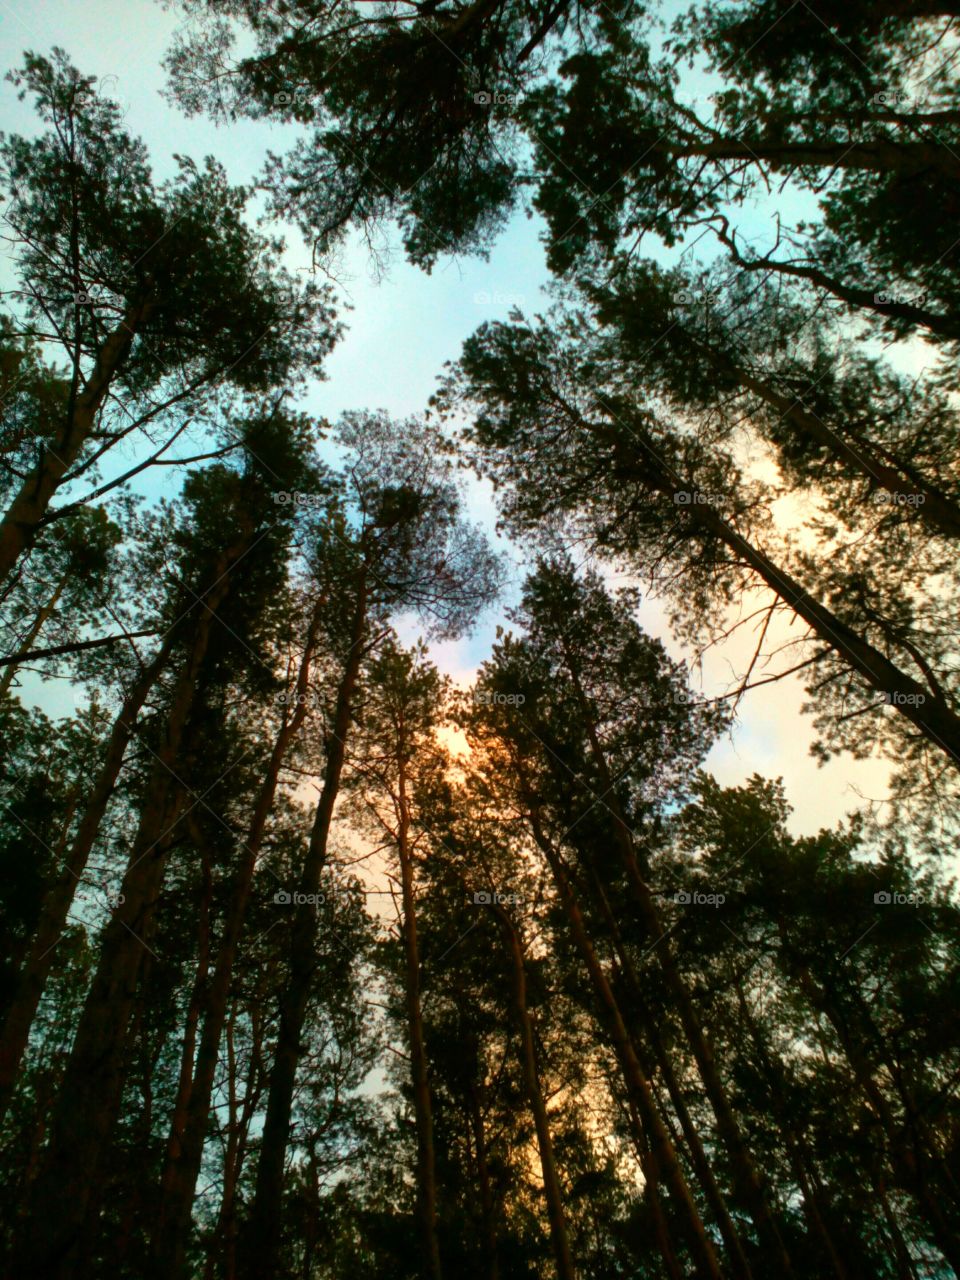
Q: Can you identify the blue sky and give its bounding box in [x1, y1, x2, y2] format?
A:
[0, 0, 896, 834]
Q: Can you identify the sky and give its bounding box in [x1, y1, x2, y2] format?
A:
[0, 0, 897, 837]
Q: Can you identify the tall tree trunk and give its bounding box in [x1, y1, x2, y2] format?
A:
[151, 600, 326, 1280]
[397, 743, 443, 1280]
[727, 361, 960, 540]
[0, 631, 175, 1118]
[0, 300, 153, 586]
[791, 959, 960, 1273]
[9, 554, 237, 1280]
[732, 980, 849, 1279]
[516, 779, 722, 1280]
[466, 1082, 501, 1280]
[556, 638, 794, 1277]
[494, 904, 575, 1280]
[581, 858, 755, 1280]
[241, 575, 368, 1280]
[608, 433, 960, 765]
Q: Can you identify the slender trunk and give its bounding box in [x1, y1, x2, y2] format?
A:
[556, 640, 793, 1277]
[397, 746, 443, 1280]
[0, 300, 153, 585]
[9, 556, 236, 1280]
[241, 575, 368, 1280]
[518, 787, 722, 1280]
[0, 571, 67, 699]
[731, 364, 960, 540]
[0, 632, 175, 1117]
[732, 982, 849, 1280]
[494, 905, 575, 1280]
[792, 960, 960, 1273]
[609, 434, 960, 764]
[154, 824, 214, 1252]
[467, 1083, 501, 1280]
[582, 861, 754, 1280]
[151, 601, 326, 1280]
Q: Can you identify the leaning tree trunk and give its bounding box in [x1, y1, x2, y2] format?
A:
[241, 575, 368, 1280]
[0, 630, 175, 1119]
[580, 856, 755, 1280]
[0, 570, 68, 699]
[515, 776, 723, 1280]
[9, 550, 239, 1280]
[494, 903, 576, 1280]
[151, 599, 326, 1280]
[606, 430, 960, 766]
[556, 638, 794, 1277]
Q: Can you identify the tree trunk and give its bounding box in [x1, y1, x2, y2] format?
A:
[0, 300, 153, 586]
[494, 904, 575, 1280]
[581, 858, 755, 1280]
[605, 430, 960, 764]
[241, 575, 368, 1280]
[0, 631, 175, 1118]
[397, 743, 443, 1280]
[466, 1082, 501, 1280]
[730, 362, 960, 540]
[518, 784, 722, 1280]
[151, 600, 326, 1280]
[556, 638, 794, 1277]
[9, 554, 237, 1280]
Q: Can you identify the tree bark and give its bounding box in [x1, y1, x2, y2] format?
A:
[8, 551, 238, 1280]
[494, 904, 575, 1280]
[517, 784, 722, 1280]
[556, 634, 794, 1277]
[151, 599, 327, 1280]
[0, 631, 175, 1118]
[241, 574, 368, 1280]
[0, 570, 67, 699]
[608, 434, 960, 766]
[397, 735, 444, 1280]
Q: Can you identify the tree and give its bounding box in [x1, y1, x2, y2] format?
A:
[0, 50, 338, 585]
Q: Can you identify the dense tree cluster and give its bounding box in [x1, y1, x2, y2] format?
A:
[2, 1, 960, 1277]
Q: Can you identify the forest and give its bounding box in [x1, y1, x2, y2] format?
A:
[1, 0, 960, 1276]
